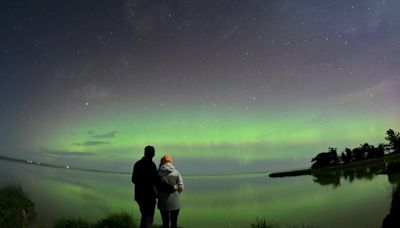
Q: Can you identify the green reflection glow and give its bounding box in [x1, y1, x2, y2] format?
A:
[31, 170, 392, 227]
[1, 161, 392, 228]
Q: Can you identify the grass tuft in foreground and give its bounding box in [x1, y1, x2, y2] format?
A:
[250, 218, 277, 228]
[250, 217, 318, 228]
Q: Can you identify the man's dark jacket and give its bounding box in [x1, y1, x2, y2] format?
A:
[132, 157, 158, 204]
[132, 157, 174, 204]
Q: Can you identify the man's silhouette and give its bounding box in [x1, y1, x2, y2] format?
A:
[132, 146, 174, 228]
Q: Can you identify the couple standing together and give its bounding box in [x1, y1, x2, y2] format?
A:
[132, 145, 184, 228]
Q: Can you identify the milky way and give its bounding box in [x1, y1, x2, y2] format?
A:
[1, 0, 399, 172]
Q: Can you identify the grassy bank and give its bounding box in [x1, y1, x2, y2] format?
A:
[0, 185, 37, 227]
[54, 212, 137, 228]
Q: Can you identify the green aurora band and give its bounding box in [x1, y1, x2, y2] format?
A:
[30, 104, 398, 163]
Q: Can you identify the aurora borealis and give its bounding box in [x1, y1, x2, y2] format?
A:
[1, 0, 400, 173]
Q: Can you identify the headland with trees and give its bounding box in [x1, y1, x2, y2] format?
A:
[269, 129, 400, 178]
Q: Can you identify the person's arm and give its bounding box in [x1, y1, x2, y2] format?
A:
[153, 164, 175, 192]
[131, 164, 136, 184]
[156, 177, 176, 192]
[177, 172, 184, 193]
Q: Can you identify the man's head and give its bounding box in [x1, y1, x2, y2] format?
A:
[144, 145, 155, 158]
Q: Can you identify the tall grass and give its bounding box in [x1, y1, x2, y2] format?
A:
[250, 218, 277, 228]
[249, 217, 318, 228]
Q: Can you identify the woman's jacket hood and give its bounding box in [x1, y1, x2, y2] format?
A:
[158, 163, 177, 176]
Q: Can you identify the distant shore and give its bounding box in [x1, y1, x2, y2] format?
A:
[0, 155, 128, 175]
[269, 152, 400, 178]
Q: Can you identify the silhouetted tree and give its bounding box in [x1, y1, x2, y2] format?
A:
[340, 148, 353, 164]
[377, 143, 386, 157]
[365, 143, 385, 159]
[362, 143, 376, 159]
[329, 147, 339, 165]
[385, 129, 400, 154]
[310, 129, 399, 169]
[311, 152, 331, 169]
[352, 147, 365, 161]
[311, 148, 339, 169]
[340, 152, 346, 164]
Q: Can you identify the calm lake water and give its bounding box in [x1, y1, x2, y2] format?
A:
[0, 159, 395, 228]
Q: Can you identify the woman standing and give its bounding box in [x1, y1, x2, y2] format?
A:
[157, 155, 184, 228]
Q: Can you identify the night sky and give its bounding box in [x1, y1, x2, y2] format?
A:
[1, 0, 399, 172]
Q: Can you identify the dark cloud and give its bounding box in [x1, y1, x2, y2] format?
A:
[74, 141, 111, 146]
[43, 149, 95, 157]
[88, 131, 118, 138]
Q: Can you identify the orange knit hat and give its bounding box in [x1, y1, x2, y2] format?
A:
[160, 155, 173, 165]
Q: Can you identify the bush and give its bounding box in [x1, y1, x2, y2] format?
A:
[94, 212, 137, 228]
[0, 185, 36, 228]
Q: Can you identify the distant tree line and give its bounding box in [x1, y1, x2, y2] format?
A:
[311, 129, 400, 169]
